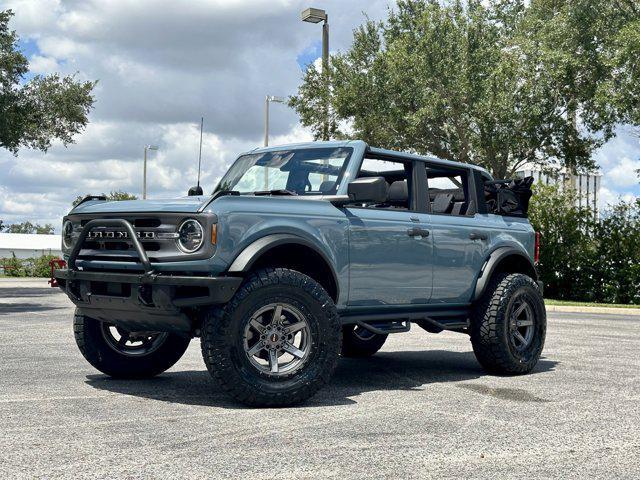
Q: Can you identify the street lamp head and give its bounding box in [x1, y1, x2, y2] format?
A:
[146, 145, 159, 150]
[301, 7, 326, 23]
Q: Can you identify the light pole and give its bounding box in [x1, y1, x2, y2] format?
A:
[264, 95, 286, 147]
[301, 7, 329, 141]
[143, 145, 159, 199]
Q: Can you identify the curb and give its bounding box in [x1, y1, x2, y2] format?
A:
[545, 304, 640, 315]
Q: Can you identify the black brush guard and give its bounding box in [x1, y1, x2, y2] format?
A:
[54, 219, 242, 334]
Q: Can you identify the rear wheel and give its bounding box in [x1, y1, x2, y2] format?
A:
[201, 268, 341, 407]
[73, 310, 191, 378]
[471, 273, 546, 374]
[341, 325, 388, 357]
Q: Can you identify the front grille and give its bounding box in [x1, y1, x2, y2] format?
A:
[64, 212, 217, 266]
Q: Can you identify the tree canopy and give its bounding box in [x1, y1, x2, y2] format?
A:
[72, 190, 138, 207]
[1, 221, 54, 234]
[291, 0, 640, 178]
[0, 10, 96, 154]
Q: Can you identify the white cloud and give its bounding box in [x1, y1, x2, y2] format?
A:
[604, 157, 640, 189]
[28, 54, 60, 74]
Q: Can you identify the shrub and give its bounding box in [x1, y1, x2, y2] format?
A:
[1, 253, 25, 277]
[529, 184, 640, 304]
[0, 254, 61, 277]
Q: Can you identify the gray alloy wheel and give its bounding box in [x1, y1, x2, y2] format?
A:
[200, 268, 341, 407]
[471, 273, 546, 375]
[101, 323, 168, 357]
[507, 294, 536, 351]
[74, 310, 191, 379]
[242, 302, 312, 376]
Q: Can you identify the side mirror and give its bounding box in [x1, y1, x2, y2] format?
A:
[188, 185, 203, 196]
[347, 176, 388, 204]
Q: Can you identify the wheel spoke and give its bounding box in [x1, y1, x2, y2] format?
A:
[282, 342, 305, 359]
[271, 304, 283, 326]
[513, 331, 527, 346]
[286, 321, 306, 334]
[117, 333, 129, 347]
[269, 349, 279, 373]
[246, 341, 264, 357]
[512, 302, 527, 319]
[249, 319, 266, 334]
[516, 318, 533, 327]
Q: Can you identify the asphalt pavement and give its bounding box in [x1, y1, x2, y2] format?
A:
[0, 278, 638, 479]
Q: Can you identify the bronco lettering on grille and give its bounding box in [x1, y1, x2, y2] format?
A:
[86, 230, 155, 240]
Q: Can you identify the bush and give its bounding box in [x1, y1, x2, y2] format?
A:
[529, 185, 640, 305]
[593, 200, 640, 304]
[1, 253, 26, 277]
[0, 254, 61, 277]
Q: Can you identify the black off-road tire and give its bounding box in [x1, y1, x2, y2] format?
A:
[341, 325, 388, 357]
[200, 268, 341, 407]
[73, 310, 191, 378]
[471, 273, 546, 375]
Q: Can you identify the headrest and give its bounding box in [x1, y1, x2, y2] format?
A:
[433, 193, 454, 213]
[319, 180, 336, 193]
[388, 180, 408, 205]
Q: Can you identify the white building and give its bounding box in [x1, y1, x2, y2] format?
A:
[0, 233, 62, 260]
[517, 168, 602, 219]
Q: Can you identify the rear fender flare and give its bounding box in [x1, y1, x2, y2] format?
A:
[473, 246, 537, 301]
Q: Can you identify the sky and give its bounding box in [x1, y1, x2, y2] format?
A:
[0, 0, 639, 231]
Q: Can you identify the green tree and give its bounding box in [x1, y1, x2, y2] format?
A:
[594, 199, 640, 304]
[72, 190, 138, 207]
[528, 183, 597, 300]
[4, 221, 54, 234]
[291, 0, 640, 178]
[0, 10, 96, 154]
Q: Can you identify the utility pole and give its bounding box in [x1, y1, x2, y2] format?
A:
[143, 144, 159, 199]
[264, 95, 286, 147]
[301, 7, 330, 141]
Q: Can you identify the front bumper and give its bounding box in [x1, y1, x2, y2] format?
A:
[55, 269, 242, 333]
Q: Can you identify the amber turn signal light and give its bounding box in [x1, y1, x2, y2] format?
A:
[211, 224, 217, 245]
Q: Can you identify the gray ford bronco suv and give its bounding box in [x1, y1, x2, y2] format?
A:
[55, 140, 545, 406]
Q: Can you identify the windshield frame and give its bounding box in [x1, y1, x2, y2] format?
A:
[214, 146, 354, 196]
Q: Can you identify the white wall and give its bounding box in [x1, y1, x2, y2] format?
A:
[0, 233, 62, 260]
[0, 248, 62, 260]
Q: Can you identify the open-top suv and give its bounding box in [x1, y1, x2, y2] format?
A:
[55, 140, 545, 406]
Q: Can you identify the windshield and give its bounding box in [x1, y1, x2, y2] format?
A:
[214, 147, 353, 195]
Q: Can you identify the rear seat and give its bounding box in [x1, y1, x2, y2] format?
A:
[450, 202, 464, 215]
[432, 193, 454, 214]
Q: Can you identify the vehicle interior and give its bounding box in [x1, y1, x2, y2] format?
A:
[357, 157, 413, 210]
[355, 156, 475, 215]
[427, 167, 476, 216]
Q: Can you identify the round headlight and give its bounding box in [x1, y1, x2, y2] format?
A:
[62, 220, 74, 250]
[176, 219, 204, 253]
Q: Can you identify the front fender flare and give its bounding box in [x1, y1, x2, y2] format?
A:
[473, 246, 537, 301]
[227, 233, 339, 289]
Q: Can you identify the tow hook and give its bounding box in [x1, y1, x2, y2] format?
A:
[137, 284, 154, 307]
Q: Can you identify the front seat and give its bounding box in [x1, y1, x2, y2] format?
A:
[387, 180, 408, 208]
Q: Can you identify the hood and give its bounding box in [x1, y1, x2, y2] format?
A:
[71, 196, 210, 215]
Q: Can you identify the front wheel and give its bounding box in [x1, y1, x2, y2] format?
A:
[200, 268, 341, 407]
[470, 273, 546, 374]
[73, 310, 191, 378]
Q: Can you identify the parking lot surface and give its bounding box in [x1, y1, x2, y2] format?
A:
[1, 278, 639, 479]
